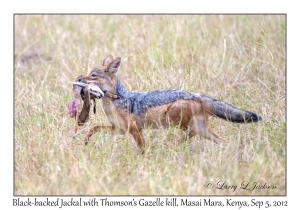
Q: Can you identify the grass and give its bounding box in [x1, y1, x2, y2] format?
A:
[14, 14, 285, 195]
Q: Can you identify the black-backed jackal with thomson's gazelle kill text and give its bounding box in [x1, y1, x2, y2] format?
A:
[70, 54, 262, 154]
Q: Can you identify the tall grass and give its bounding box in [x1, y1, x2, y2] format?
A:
[14, 15, 285, 195]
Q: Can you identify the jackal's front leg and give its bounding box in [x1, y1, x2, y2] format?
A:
[83, 125, 116, 145]
[129, 128, 146, 154]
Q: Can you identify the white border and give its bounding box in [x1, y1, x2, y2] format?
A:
[2, 0, 297, 209]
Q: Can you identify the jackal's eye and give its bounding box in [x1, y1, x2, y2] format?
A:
[90, 73, 97, 78]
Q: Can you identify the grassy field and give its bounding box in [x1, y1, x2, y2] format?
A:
[14, 15, 285, 195]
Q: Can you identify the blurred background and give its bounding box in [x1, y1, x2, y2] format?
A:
[14, 15, 285, 195]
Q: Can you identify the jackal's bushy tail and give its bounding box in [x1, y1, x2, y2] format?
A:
[201, 95, 262, 123]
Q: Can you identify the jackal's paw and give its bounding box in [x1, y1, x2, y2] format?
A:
[139, 148, 145, 155]
[218, 141, 228, 148]
[83, 138, 89, 145]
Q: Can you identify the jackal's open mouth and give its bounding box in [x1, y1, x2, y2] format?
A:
[66, 82, 104, 119]
[72, 82, 105, 99]
[66, 78, 117, 120]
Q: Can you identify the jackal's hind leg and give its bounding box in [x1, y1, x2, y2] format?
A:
[177, 129, 196, 144]
[202, 126, 226, 146]
[190, 115, 226, 146]
[83, 125, 116, 145]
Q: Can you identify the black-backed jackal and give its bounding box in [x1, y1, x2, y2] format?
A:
[69, 54, 261, 154]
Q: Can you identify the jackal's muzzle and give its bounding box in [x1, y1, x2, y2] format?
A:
[66, 76, 104, 126]
[66, 75, 118, 127]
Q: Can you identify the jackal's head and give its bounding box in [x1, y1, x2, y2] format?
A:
[78, 54, 121, 95]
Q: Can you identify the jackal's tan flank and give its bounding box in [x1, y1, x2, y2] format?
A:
[76, 54, 261, 153]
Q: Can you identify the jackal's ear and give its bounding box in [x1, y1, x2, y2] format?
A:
[102, 54, 114, 66]
[105, 57, 121, 74]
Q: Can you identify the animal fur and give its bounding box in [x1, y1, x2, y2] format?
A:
[75, 54, 262, 153]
